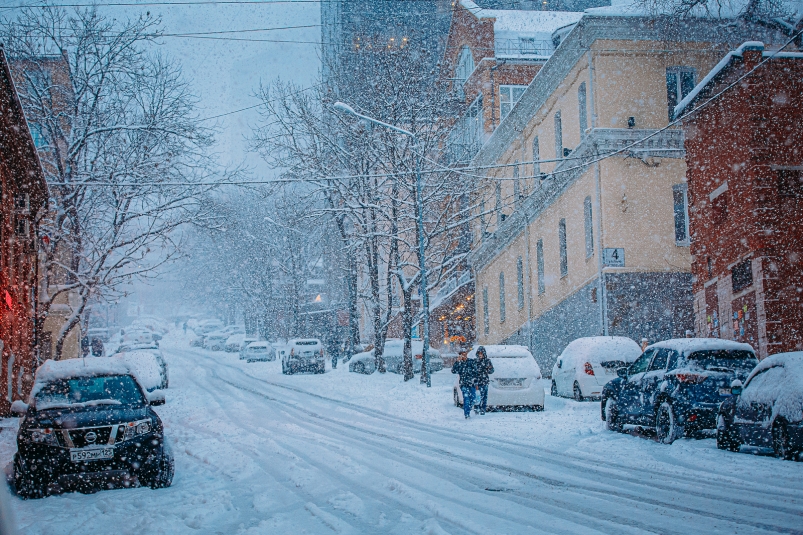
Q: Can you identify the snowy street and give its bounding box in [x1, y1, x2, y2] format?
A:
[2, 334, 802, 534]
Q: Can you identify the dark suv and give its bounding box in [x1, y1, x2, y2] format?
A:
[601, 339, 758, 443]
[11, 359, 174, 498]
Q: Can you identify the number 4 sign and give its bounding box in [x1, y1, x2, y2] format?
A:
[603, 248, 625, 267]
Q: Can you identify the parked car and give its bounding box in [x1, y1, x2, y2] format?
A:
[552, 337, 642, 401]
[225, 333, 246, 352]
[239, 337, 260, 359]
[190, 320, 224, 346]
[112, 344, 169, 390]
[281, 338, 325, 374]
[120, 330, 158, 348]
[203, 332, 230, 351]
[382, 339, 443, 374]
[348, 348, 376, 374]
[10, 358, 173, 498]
[601, 338, 758, 443]
[244, 342, 276, 363]
[453, 345, 545, 411]
[86, 328, 111, 343]
[717, 351, 803, 460]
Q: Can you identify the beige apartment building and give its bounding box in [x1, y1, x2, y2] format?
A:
[468, 10, 788, 370]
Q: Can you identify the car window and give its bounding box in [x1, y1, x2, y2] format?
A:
[666, 350, 681, 371]
[686, 350, 758, 373]
[648, 349, 670, 372]
[629, 349, 654, 375]
[744, 365, 783, 391]
[35, 375, 145, 410]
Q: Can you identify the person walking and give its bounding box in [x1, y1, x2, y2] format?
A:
[475, 346, 495, 415]
[183, 321, 188, 334]
[452, 348, 478, 419]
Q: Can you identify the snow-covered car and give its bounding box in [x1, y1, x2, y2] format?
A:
[552, 336, 642, 401]
[114, 351, 168, 391]
[120, 330, 158, 348]
[244, 342, 275, 363]
[10, 358, 173, 498]
[601, 338, 758, 444]
[382, 339, 443, 374]
[348, 348, 376, 374]
[112, 344, 169, 390]
[203, 332, 229, 351]
[87, 327, 111, 343]
[717, 351, 803, 459]
[225, 333, 246, 352]
[453, 345, 545, 411]
[191, 320, 224, 346]
[281, 338, 325, 374]
[239, 337, 260, 359]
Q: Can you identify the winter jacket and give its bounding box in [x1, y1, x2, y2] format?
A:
[475, 358, 494, 386]
[452, 359, 478, 388]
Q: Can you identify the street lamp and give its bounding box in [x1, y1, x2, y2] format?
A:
[333, 101, 432, 387]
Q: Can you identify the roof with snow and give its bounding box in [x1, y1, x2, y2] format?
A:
[586, 0, 803, 19]
[647, 338, 755, 355]
[674, 41, 803, 117]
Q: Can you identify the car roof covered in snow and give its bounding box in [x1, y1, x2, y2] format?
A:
[468, 345, 533, 358]
[558, 337, 642, 366]
[647, 338, 755, 355]
[742, 352, 803, 423]
[747, 351, 803, 382]
[247, 341, 269, 348]
[31, 358, 133, 397]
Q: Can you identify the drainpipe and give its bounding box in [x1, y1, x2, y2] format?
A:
[588, 50, 607, 336]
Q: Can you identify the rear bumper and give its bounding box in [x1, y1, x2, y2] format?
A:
[487, 380, 545, 408]
[674, 401, 720, 430]
[286, 357, 324, 370]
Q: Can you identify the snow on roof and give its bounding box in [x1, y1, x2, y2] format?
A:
[675, 41, 803, 117]
[586, 0, 749, 18]
[647, 338, 755, 354]
[459, 0, 582, 39]
[31, 358, 133, 398]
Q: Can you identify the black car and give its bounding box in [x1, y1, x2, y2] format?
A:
[717, 351, 803, 460]
[11, 359, 174, 498]
[601, 339, 758, 443]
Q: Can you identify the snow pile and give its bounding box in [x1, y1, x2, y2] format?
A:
[742, 352, 803, 424]
[30, 358, 132, 399]
[559, 336, 642, 367]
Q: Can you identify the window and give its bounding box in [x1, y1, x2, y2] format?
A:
[778, 169, 803, 197]
[584, 196, 594, 257]
[15, 218, 29, 237]
[29, 123, 45, 148]
[500, 85, 526, 119]
[673, 184, 690, 245]
[554, 111, 563, 159]
[732, 259, 753, 292]
[499, 272, 506, 322]
[629, 349, 654, 375]
[495, 181, 502, 226]
[516, 256, 524, 310]
[558, 218, 568, 277]
[519, 38, 537, 55]
[648, 349, 670, 372]
[536, 239, 545, 295]
[513, 160, 521, 207]
[456, 46, 474, 83]
[532, 136, 541, 177]
[666, 67, 696, 120]
[482, 286, 489, 334]
[14, 193, 29, 212]
[578, 82, 588, 137]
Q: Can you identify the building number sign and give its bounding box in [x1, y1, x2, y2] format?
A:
[603, 248, 625, 267]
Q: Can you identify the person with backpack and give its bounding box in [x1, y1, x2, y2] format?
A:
[474, 346, 495, 415]
[452, 347, 478, 419]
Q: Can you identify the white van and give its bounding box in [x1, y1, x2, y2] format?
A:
[281, 338, 325, 374]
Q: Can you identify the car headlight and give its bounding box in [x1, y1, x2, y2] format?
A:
[120, 419, 154, 441]
[27, 428, 60, 447]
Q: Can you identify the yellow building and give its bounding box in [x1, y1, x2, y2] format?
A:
[467, 10, 788, 369]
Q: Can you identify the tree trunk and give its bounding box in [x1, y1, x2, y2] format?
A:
[401, 287, 414, 381]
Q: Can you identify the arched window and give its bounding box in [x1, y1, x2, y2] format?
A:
[456, 46, 474, 83]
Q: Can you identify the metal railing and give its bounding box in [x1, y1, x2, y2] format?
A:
[494, 38, 553, 58]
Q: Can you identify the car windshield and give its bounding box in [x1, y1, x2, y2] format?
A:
[685, 350, 758, 373]
[35, 375, 145, 410]
[249, 346, 267, 352]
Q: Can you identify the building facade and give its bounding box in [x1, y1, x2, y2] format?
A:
[0, 47, 49, 415]
[676, 42, 803, 358]
[467, 13, 789, 371]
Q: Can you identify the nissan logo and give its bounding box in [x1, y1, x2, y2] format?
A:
[85, 431, 97, 443]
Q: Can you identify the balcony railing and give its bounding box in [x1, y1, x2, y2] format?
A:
[494, 38, 553, 58]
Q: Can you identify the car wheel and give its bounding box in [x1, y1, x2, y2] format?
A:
[772, 421, 796, 461]
[573, 382, 584, 402]
[14, 455, 46, 499]
[143, 452, 175, 489]
[551, 380, 558, 397]
[317, 363, 325, 374]
[354, 362, 365, 374]
[604, 397, 623, 433]
[656, 401, 683, 444]
[453, 388, 462, 407]
[716, 415, 741, 452]
[531, 405, 544, 412]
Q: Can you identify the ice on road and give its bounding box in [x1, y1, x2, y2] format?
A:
[3, 335, 803, 534]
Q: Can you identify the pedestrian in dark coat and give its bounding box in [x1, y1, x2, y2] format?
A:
[475, 346, 494, 414]
[452, 349, 478, 418]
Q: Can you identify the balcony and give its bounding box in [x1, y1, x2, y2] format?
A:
[494, 38, 553, 59]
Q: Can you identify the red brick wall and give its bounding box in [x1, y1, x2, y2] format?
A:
[684, 48, 803, 355]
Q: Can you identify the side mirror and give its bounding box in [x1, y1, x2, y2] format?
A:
[557, 360, 562, 369]
[148, 390, 166, 406]
[10, 400, 28, 415]
[730, 379, 743, 396]
[617, 367, 628, 379]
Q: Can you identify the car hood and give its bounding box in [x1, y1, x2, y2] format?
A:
[29, 404, 152, 429]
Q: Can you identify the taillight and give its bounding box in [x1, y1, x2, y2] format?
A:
[675, 373, 707, 384]
[584, 362, 595, 376]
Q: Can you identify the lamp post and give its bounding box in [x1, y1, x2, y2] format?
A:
[333, 102, 432, 387]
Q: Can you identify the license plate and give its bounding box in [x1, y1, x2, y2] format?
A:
[719, 388, 732, 396]
[70, 448, 114, 462]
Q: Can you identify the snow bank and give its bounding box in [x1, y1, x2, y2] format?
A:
[742, 352, 803, 424]
[31, 358, 132, 398]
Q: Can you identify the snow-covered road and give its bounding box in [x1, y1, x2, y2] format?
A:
[4, 335, 803, 534]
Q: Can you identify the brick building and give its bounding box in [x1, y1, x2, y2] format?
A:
[0, 47, 49, 415]
[676, 41, 803, 358]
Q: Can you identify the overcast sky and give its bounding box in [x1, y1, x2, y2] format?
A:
[3, 0, 322, 177]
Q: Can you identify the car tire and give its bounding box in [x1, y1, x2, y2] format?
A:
[143, 452, 174, 489]
[772, 421, 796, 461]
[551, 380, 558, 397]
[656, 401, 683, 444]
[317, 363, 325, 374]
[354, 362, 365, 374]
[454, 388, 462, 407]
[604, 397, 623, 433]
[13, 455, 46, 499]
[716, 416, 741, 453]
[573, 382, 584, 402]
[531, 405, 544, 412]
